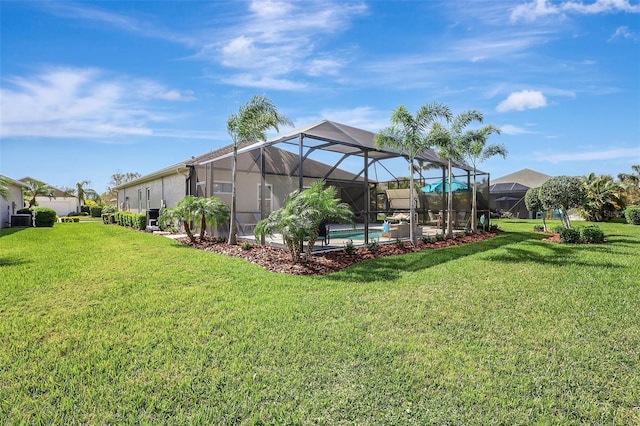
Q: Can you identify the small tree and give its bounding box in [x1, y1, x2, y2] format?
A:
[581, 173, 626, 222]
[539, 176, 586, 228]
[525, 187, 547, 231]
[0, 176, 10, 201]
[159, 196, 229, 243]
[158, 196, 199, 244]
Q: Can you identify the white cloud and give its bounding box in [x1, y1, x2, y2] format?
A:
[0, 67, 191, 139]
[608, 26, 638, 41]
[207, 1, 367, 89]
[221, 74, 308, 91]
[496, 90, 548, 112]
[537, 147, 640, 163]
[499, 124, 535, 135]
[511, 0, 640, 22]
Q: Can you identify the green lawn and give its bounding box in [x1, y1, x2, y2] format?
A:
[1, 220, 638, 424]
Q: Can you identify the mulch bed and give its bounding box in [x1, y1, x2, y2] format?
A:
[175, 231, 499, 275]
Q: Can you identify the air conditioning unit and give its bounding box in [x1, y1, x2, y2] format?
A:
[11, 214, 32, 227]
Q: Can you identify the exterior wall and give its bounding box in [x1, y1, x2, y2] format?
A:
[117, 173, 188, 213]
[0, 183, 24, 228]
[35, 196, 78, 217]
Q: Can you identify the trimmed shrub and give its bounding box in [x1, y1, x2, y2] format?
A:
[559, 227, 580, 244]
[90, 206, 103, 217]
[533, 225, 545, 232]
[81, 206, 90, 214]
[581, 225, 605, 244]
[625, 205, 640, 225]
[32, 207, 57, 227]
[113, 211, 146, 230]
[17, 208, 31, 215]
[59, 217, 80, 223]
[552, 226, 565, 234]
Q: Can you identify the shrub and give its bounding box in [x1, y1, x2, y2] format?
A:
[32, 207, 57, 227]
[344, 239, 356, 255]
[552, 226, 565, 234]
[59, 217, 80, 223]
[434, 232, 445, 241]
[625, 205, 640, 225]
[80, 206, 90, 214]
[17, 208, 31, 215]
[581, 225, 605, 244]
[90, 206, 103, 217]
[421, 235, 433, 244]
[102, 205, 117, 214]
[113, 211, 146, 230]
[240, 241, 253, 250]
[559, 227, 581, 244]
[366, 239, 380, 253]
[533, 225, 545, 232]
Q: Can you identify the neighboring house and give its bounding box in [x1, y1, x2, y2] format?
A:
[0, 175, 29, 228]
[489, 168, 552, 218]
[19, 177, 80, 217]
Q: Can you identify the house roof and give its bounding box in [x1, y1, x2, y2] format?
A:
[489, 182, 530, 194]
[0, 174, 29, 188]
[491, 168, 551, 188]
[19, 177, 77, 198]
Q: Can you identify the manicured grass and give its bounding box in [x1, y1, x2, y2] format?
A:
[1, 220, 639, 424]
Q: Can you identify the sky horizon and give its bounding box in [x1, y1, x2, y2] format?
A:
[1, 0, 639, 194]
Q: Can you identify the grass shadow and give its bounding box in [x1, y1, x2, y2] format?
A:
[484, 239, 626, 269]
[0, 227, 29, 238]
[0, 256, 32, 267]
[323, 231, 544, 283]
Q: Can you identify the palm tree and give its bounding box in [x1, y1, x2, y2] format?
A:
[226, 95, 293, 245]
[75, 180, 100, 208]
[158, 196, 200, 244]
[431, 110, 484, 238]
[0, 177, 10, 201]
[456, 124, 506, 232]
[375, 102, 453, 245]
[23, 180, 55, 208]
[255, 181, 354, 262]
[292, 180, 354, 257]
[196, 197, 230, 241]
[618, 164, 640, 205]
[581, 173, 625, 222]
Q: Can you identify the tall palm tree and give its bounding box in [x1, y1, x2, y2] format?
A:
[618, 164, 640, 205]
[75, 180, 99, 207]
[457, 124, 506, 232]
[226, 95, 293, 245]
[23, 180, 55, 208]
[375, 102, 452, 245]
[431, 110, 484, 238]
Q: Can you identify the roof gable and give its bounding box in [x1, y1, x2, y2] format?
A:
[491, 168, 551, 188]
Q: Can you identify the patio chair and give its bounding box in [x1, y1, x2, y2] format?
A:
[456, 210, 468, 229]
[428, 210, 441, 226]
[386, 212, 410, 223]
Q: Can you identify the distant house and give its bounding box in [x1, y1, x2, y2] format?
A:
[19, 177, 80, 217]
[489, 168, 552, 218]
[0, 175, 29, 228]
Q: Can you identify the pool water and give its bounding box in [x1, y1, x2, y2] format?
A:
[329, 229, 382, 241]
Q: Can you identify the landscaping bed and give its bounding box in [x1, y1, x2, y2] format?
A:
[176, 231, 499, 275]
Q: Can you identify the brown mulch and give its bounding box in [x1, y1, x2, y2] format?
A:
[175, 231, 499, 275]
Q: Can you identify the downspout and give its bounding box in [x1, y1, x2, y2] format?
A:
[364, 149, 369, 245]
[260, 146, 266, 245]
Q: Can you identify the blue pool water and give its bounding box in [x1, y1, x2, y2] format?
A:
[329, 229, 382, 240]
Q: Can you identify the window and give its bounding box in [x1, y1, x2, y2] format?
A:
[213, 182, 233, 193]
[146, 188, 151, 209]
[137, 189, 142, 212]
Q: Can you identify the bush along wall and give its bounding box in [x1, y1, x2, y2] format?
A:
[31, 207, 57, 227]
[625, 205, 640, 225]
[114, 211, 147, 230]
[90, 206, 104, 218]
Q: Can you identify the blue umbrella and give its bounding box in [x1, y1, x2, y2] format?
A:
[420, 178, 468, 193]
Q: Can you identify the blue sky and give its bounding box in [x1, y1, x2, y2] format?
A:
[1, 0, 639, 193]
